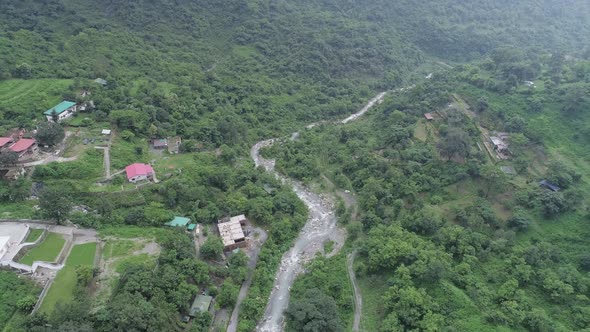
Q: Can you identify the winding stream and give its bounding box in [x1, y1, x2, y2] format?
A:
[250, 92, 386, 332]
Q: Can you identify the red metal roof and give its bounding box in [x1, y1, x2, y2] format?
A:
[9, 139, 36, 152]
[125, 163, 154, 180]
[424, 113, 434, 120]
[0, 137, 13, 147]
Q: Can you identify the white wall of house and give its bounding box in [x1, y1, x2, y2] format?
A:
[46, 106, 77, 122]
[129, 175, 148, 183]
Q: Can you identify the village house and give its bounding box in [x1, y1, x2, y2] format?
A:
[44, 101, 77, 122]
[125, 163, 154, 183]
[189, 295, 213, 318]
[0, 167, 25, 180]
[217, 215, 247, 251]
[151, 138, 168, 149]
[424, 113, 434, 121]
[9, 139, 38, 161]
[489, 132, 511, 159]
[0, 137, 15, 150]
[164, 216, 196, 231]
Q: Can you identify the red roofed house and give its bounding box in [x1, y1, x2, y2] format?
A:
[9, 139, 38, 161]
[125, 163, 154, 183]
[0, 137, 14, 149]
[424, 113, 434, 121]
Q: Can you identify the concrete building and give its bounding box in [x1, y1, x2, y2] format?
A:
[217, 215, 247, 251]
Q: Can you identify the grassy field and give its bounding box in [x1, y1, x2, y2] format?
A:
[102, 239, 143, 260]
[0, 78, 72, 115]
[0, 201, 37, 219]
[18, 233, 65, 265]
[24, 229, 44, 243]
[40, 242, 97, 314]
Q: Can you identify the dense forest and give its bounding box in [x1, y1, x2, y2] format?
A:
[0, 0, 589, 331]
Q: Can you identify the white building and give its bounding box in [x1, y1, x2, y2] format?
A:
[44, 101, 78, 122]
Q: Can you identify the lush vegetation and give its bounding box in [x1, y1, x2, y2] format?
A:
[0, 272, 40, 331]
[0, 0, 589, 331]
[18, 233, 65, 265]
[267, 52, 590, 331]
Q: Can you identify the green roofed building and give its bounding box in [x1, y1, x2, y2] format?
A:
[165, 216, 191, 228]
[189, 295, 213, 317]
[44, 101, 77, 122]
[187, 224, 196, 231]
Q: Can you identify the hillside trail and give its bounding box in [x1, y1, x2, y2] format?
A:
[251, 92, 386, 332]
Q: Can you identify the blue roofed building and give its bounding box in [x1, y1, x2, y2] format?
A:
[44, 101, 77, 122]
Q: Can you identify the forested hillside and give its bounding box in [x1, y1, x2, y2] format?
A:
[267, 48, 590, 331]
[1, 0, 589, 145]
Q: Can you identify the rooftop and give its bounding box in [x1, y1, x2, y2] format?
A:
[152, 138, 168, 148]
[0, 137, 13, 147]
[10, 139, 36, 152]
[218, 217, 246, 247]
[125, 163, 154, 179]
[44, 101, 76, 116]
[94, 78, 107, 86]
[189, 295, 213, 317]
[424, 113, 434, 120]
[165, 216, 191, 227]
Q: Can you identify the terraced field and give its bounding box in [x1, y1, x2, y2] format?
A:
[0, 78, 72, 115]
[40, 242, 98, 314]
[18, 233, 66, 265]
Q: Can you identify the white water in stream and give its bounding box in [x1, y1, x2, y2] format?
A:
[251, 92, 386, 332]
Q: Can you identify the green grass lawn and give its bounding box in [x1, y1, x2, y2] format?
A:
[0, 201, 37, 219]
[40, 242, 97, 314]
[24, 229, 44, 243]
[18, 233, 65, 265]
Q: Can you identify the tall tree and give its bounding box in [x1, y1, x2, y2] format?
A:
[35, 122, 65, 146]
[437, 128, 471, 160]
[286, 289, 343, 332]
[38, 187, 72, 224]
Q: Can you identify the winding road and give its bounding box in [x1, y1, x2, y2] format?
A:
[251, 92, 386, 332]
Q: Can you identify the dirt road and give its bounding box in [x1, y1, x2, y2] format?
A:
[251, 92, 386, 332]
[348, 251, 362, 332]
[227, 228, 268, 332]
